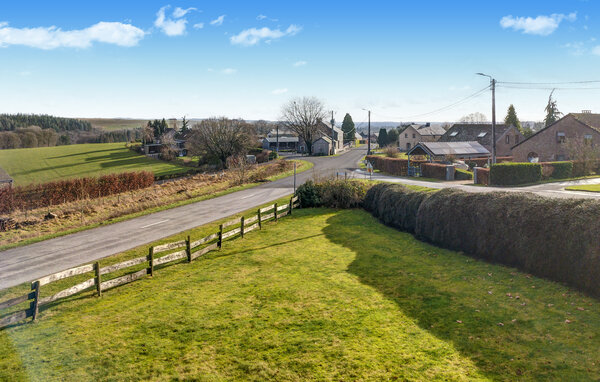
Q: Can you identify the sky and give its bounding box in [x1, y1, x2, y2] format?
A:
[1, 0, 600, 124]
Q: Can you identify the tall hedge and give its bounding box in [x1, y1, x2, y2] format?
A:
[421, 163, 447, 180]
[490, 162, 541, 185]
[540, 161, 573, 180]
[363, 183, 600, 297]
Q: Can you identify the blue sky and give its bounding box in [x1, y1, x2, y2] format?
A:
[1, 1, 599, 123]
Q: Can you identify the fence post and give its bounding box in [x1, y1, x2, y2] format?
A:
[240, 216, 245, 238]
[258, 209, 262, 230]
[274, 203, 278, 222]
[147, 247, 154, 276]
[289, 197, 293, 215]
[218, 224, 223, 249]
[186, 235, 192, 262]
[30, 280, 40, 322]
[94, 262, 102, 297]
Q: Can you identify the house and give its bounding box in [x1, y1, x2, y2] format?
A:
[511, 112, 600, 162]
[143, 128, 187, 158]
[267, 128, 296, 138]
[312, 136, 333, 155]
[297, 120, 344, 155]
[261, 136, 299, 151]
[439, 123, 524, 157]
[398, 123, 446, 151]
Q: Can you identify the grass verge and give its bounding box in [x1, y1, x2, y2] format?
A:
[2, 208, 599, 380]
[565, 184, 600, 192]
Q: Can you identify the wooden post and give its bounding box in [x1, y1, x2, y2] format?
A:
[218, 224, 223, 249]
[147, 247, 154, 276]
[30, 280, 40, 322]
[289, 197, 293, 215]
[94, 262, 102, 297]
[186, 235, 192, 262]
[274, 203, 278, 222]
[258, 209, 262, 230]
[240, 216, 245, 238]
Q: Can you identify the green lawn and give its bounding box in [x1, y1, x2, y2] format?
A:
[1, 208, 599, 380]
[565, 184, 600, 192]
[82, 118, 148, 131]
[0, 143, 188, 185]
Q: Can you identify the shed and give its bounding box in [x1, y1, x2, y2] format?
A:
[312, 136, 333, 155]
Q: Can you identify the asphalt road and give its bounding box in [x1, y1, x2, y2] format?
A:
[0, 147, 368, 290]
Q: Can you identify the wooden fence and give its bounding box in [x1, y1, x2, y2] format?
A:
[0, 196, 299, 329]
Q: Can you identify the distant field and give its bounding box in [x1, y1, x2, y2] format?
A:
[81, 118, 149, 131]
[0, 143, 188, 185]
[565, 184, 600, 192]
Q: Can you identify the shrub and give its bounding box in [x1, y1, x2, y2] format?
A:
[296, 180, 322, 208]
[455, 168, 473, 180]
[490, 162, 541, 185]
[297, 179, 369, 209]
[465, 156, 512, 168]
[382, 146, 400, 158]
[540, 161, 573, 180]
[421, 163, 447, 180]
[268, 151, 279, 160]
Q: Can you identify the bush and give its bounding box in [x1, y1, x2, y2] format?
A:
[540, 161, 573, 180]
[366, 155, 427, 176]
[297, 179, 369, 209]
[421, 163, 447, 180]
[382, 146, 400, 158]
[490, 162, 542, 185]
[454, 168, 473, 180]
[268, 151, 279, 160]
[364, 183, 600, 297]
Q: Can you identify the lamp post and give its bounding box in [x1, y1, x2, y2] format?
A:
[362, 108, 371, 155]
[476, 73, 496, 164]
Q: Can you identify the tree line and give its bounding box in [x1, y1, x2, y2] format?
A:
[0, 114, 91, 132]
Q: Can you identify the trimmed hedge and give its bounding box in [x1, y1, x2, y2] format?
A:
[297, 179, 369, 209]
[363, 184, 600, 297]
[454, 168, 473, 180]
[490, 162, 542, 185]
[366, 155, 427, 176]
[0, 171, 155, 213]
[466, 156, 512, 168]
[540, 161, 573, 180]
[421, 163, 447, 180]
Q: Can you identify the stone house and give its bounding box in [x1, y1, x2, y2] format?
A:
[511, 112, 600, 162]
[439, 123, 524, 157]
[312, 136, 333, 155]
[398, 123, 446, 151]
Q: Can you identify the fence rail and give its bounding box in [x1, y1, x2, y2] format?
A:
[0, 196, 298, 329]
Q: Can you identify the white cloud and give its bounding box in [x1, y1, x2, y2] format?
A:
[221, 68, 237, 74]
[293, 60, 307, 67]
[193, 23, 204, 29]
[563, 41, 586, 56]
[500, 12, 577, 36]
[154, 6, 196, 36]
[0, 21, 145, 49]
[173, 7, 197, 18]
[271, 88, 288, 94]
[592, 46, 600, 56]
[257, 15, 267, 20]
[230, 25, 301, 46]
[210, 15, 226, 26]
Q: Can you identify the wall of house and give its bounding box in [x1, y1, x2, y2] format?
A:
[495, 127, 525, 157]
[512, 115, 600, 162]
[313, 140, 331, 155]
[398, 127, 420, 151]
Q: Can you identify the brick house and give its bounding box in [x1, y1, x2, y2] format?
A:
[439, 123, 524, 157]
[398, 124, 446, 151]
[512, 112, 600, 162]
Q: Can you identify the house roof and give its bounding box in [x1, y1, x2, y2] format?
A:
[407, 141, 490, 158]
[440, 123, 513, 147]
[263, 136, 299, 143]
[415, 124, 447, 136]
[0, 167, 13, 184]
[314, 136, 332, 144]
[512, 113, 600, 149]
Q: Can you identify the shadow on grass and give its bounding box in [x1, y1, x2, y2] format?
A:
[46, 147, 124, 159]
[321, 209, 599, 381]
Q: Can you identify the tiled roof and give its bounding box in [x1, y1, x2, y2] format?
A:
[572, 113, 600, 132]
[440, 123, 512, 147]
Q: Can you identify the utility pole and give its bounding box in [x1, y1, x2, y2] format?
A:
[367, 110, 371, 155]
[276, 124, 279, 154]
[330, 110, 335, 155]
[476, 73, 496, 164]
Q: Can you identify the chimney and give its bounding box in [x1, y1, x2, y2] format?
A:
[582, 110, 592, 114]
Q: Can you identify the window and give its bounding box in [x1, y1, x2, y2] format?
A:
[405, 133, 408, 138]
[584, 134, 593, 145]
[406, 143, 411, 150]
[449, 131, 458, 137]
[505, 135, 510, 144]
[412, 133, 416, 139]
[557, 132, 566, 143]
[527, 152, 539, 163]
[477, 132, 487, 138]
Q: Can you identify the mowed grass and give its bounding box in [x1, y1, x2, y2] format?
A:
[82, 118, 148, 131]
[0, 143, 188, 185]
[565, 184, 600, 192]
[2, 208, 600, 381]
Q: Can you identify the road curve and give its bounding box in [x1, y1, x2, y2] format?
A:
[0, 148, 367, 290]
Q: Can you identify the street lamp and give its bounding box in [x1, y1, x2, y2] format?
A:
[476, 73, 496, 164]
[362, 108, 371, 155]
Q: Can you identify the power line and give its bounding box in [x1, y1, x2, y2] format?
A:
[498, 80, 600, 85]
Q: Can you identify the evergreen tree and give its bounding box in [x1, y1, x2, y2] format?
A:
[377, 128, 389, 147]
[341, 113, 355, 142]
[544, 90, 562, 127]
[504, 104, 522, 132]
[387, 128, 399, 145]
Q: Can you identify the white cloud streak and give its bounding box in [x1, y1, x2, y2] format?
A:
[230, 25, 301, 46]
[193, 23, 204, 29]
[210, 15, 226, 26]
[500, 12, 577, 36]
[271, 88, 288, 94]
[221, 68, 237, 75]
[173, 7, 197, 18]
[293, 60, 307, 67]
[0, 21, 145, 49]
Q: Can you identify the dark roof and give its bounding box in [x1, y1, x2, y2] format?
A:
[512, 113, 600, 148]
[415, 124, 447, 136]
[408, 141, 490, 158]
[263, 136, 299, 143]
[0, 167, 13, 184]
[440, 123, 512, 147]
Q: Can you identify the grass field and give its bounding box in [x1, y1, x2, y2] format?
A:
[565, 184, 600, 192]
[1, 207, 599, 380]
[81, 118, 148, 131]
[0, 143, 188, 185]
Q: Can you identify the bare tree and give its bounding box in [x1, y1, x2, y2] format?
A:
[459, 112, 488, 124]
[226, 154, 252, 185]
[186, 117, 255, 168]
[566, 136, 600, 175]
[280, 96, 327, 155]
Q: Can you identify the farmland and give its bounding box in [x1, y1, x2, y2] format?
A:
[0, 143, 188, 185]
[81, 118, 148, 131]
[1, 208, 599, 381]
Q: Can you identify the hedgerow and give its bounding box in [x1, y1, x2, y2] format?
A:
[297, 179, 369, 209]
[421, 163, 447, 180]
[490, 162, 542, 185]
